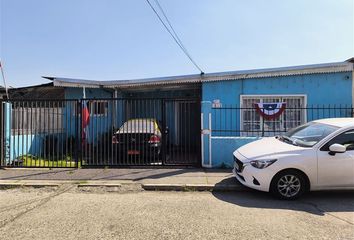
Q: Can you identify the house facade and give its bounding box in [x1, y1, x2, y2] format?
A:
[201, 60, 354, 167]
[1, 58, 353, 168]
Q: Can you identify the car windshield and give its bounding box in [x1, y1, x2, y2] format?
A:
[117, 119, 156, 133]
[278, 122, 339, 147]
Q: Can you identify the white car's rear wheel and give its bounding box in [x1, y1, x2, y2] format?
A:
[270, 170, 308, 200]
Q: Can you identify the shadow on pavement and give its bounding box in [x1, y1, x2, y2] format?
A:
[0, 169, 74, 180]
[212, 177, 354, 216]
[93, 168, 206, 181]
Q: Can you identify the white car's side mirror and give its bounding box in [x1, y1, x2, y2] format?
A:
[329, 143, 346, 155]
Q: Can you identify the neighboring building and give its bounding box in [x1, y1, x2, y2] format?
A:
[1, 58, 354, 168]
[0, 86, 6, 99]
[8, 83, 64, 99]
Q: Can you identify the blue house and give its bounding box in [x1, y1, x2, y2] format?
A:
[201, 59, 354, 168]
[1, 58, 353, 168]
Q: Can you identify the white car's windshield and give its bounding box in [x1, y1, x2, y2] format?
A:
[279, 122, 339, 147]
[117, 119, 156, 133]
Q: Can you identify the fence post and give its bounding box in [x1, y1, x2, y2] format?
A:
[2, 102, 12, 166]
[76, 100, 81, 168]
[201, 101, 212, 168]
[0, 101, 3, 167]
[161, 99, 166, 165]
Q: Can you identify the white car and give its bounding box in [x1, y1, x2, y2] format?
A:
[233, 118, 354, 200]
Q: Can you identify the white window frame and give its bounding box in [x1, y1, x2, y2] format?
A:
[72, 100, 108, 117]
[89, 100, 108, 117]
[240, 94, 307, 136]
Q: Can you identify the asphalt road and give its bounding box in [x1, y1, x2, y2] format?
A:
[0, 186, 353, 240]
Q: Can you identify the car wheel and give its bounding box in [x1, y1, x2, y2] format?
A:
[270, 170, 307, 200]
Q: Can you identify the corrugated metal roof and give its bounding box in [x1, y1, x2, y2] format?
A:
[8, 83, 65, 99]
[44, 59, 354, 89]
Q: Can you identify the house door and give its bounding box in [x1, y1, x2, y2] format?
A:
[164, 99, 201, 166]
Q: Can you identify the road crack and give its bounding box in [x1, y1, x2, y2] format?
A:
[0, 185, 75, 229]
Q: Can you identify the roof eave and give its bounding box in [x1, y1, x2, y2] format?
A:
[44, 59, 354, 88]
[203, 63, 354, 83]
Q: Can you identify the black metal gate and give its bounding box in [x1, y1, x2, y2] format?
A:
[0, 98, 201, 168]
[81, 98, 201, 166]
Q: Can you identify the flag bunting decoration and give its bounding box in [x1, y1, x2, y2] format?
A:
[254, 102, 286, 120]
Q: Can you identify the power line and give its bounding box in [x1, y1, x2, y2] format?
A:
[153, 0, 194, 66]
[145, 0, 204, 74]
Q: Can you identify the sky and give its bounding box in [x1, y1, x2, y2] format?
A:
[0, 0, 353, 87]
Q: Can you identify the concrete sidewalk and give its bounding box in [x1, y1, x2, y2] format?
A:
[0, 168, 245, 191]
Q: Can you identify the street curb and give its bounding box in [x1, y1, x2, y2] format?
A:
[1, 167, 76, 170]
[0, 180, 127, 189]
[77, 183, 122, 187]
[0, 182, 60, 189]
[0, 181, 246, 192]
[141, 183, 247, 192]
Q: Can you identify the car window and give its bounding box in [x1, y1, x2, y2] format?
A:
[320, 130, 354, 151]
[118, 119, 156, 133]
[281, 122, 339, 147]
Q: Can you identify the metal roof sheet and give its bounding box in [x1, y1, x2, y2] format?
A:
[44, 59, 354, 89]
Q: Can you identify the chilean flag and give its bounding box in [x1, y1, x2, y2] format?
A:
[254, 102, 286, 120]
[81, 100, 90, 142]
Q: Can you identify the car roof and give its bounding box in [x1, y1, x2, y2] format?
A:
[125, 118, 157, 123]
[312, 118, 354, 128]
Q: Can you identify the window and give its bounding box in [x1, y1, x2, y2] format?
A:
[320, 130, 354, 151]
[241, 95, 306, 136]
[89, 101, 108, 116]
[72, 100, 108, 116]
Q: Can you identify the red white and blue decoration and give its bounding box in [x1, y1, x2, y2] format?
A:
[81, 88, 90, 143]
[81, 100, 90, 142]
[254, 102, 286, 120]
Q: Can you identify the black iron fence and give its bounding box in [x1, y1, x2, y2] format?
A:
[211, 104, 354, 137]
[0, 98, 201, 168]
[3, 99, 351, 167]
[1, 100, 80, 168]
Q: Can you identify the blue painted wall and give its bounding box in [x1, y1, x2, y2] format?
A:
[64, 87, 114, 143]
[3, 104, 70, 164]
[211, 137, 261, 168]
[9, 133, 67, 162]
[202, 72, 352, 106]
[204, 72, 353, 136]
[10, 134, 42, 161]
[65, 87, 114, 100]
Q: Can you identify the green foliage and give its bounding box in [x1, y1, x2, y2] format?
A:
[18, 154, 80, 168]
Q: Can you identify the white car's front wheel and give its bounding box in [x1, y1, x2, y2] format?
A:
[270, 170, 308, 200]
